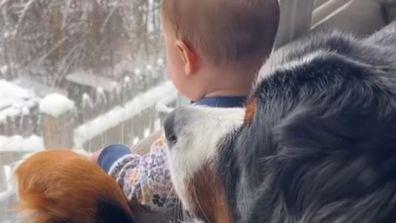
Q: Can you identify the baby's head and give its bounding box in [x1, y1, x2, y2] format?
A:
[161, 0, 280, 100]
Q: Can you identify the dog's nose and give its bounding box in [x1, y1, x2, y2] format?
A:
[164, 109, 178, 148]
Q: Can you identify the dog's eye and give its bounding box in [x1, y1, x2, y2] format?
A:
[164, 111, 178, 147]
[166, 133, 177, 147]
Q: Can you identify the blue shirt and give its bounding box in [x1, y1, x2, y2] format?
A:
[193, 96, 247, 107]
[98, 96, 246, 172]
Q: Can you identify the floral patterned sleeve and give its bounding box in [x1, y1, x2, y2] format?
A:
[108, 137, 178, 211]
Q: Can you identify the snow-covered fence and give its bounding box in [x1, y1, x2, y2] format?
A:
[74, 81, 177, 151]
[0, 163, 19, 223]
[67, 63, 167, 124]
[37, 81, 176, 151]
[40, 94, 76, 149]
[0, 79, 41, 137]
[0, 107, 40, 137]
[0, 134, 44, 214]
[0, 61, 173, 152]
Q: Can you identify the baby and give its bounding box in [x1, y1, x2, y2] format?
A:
[93, 0, 280, 213]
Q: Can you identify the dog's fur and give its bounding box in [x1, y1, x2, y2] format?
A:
[164, 21, 396, 223]
[14, 150, 135, 223]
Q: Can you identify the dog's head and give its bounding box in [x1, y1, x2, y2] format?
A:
[14, 150, 135, 223]
[165, 25, 396, 223]
[164, 106, 245, 223]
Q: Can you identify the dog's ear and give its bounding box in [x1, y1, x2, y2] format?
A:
[274, 103, 396, 157]
[269, 102, 396, 222]
[15, 150, 135, 223]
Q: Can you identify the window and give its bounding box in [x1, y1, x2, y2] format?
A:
[0, 0, 394, 221]
[0, 0, 174, 153]
[0, 1, 178, 221]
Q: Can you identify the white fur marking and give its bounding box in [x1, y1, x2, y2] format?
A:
[166, 106, 245, 211]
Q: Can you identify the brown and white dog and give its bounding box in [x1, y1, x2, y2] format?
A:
[164, 22, 396, 223]
[14, 150, 135, 223]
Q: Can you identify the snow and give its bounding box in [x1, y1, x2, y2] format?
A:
[13, 77, 67, 98]
[39, 94, 75, 117]
[134, 69, 142, 76]
[66, 71, 120, 92]
[0, 135, 43, 152]
[157, 58, 165, 67]
[21, 106, 29, 116]
[96, 87, 107, 104]
[155, 93, 177, 114]
[0, 80, 35, 110]
[72, 149, 92, 158]
[154, 119, 161, 131]
[144, 128, 151, 138]
[132, 137, 140, 145]
[74, 81, 177, 148]
[0, 65, 8, 74]
[0, 80, 38, 123]
[124, 76, 131, 84]
[146, 65, 153, 72]
[82, 93, 94, 108]
[0, 107, 20, 124]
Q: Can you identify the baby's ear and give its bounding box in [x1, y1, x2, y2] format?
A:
[175, 40, 199, 76]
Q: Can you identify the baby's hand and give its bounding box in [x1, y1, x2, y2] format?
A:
[91, 149, 104, 163]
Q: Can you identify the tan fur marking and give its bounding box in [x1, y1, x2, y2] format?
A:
[186, 163, 232, 223]
[244, 98, 257, 124]
[15, 150, 133, 223]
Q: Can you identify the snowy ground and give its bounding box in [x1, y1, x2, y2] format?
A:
[0, 80, 36, 110]
[0, 80, 38, 124]
[0, 135, 43, 153]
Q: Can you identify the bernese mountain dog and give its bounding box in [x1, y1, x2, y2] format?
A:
[164, 21, 396, 223]
[14, 22, 396, 223]
[14, 150, 135, 223]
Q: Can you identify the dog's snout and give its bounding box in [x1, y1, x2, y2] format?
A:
[164, 110, 178, 148]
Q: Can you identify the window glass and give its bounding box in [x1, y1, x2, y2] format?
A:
[0, 1, 178, 221]
[0, 0, 393, 221]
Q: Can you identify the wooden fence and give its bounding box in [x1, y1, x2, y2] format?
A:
[0, 104, 40, 137]
[0, 81, 178, 222]
[42, 81, 177, 151]
[0, 62, 167, 139]
[0, 63, 178, 222]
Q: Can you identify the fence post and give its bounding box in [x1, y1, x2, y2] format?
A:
[0, 166, 5, 192]
[5, 116, 14, 136]
[40, 94, 76, 149]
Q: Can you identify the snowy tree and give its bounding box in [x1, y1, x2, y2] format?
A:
[0, 0, 163, 86]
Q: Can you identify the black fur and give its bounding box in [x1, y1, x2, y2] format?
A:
[97, 199, 135, 223]
[219, 21, 396, 223]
